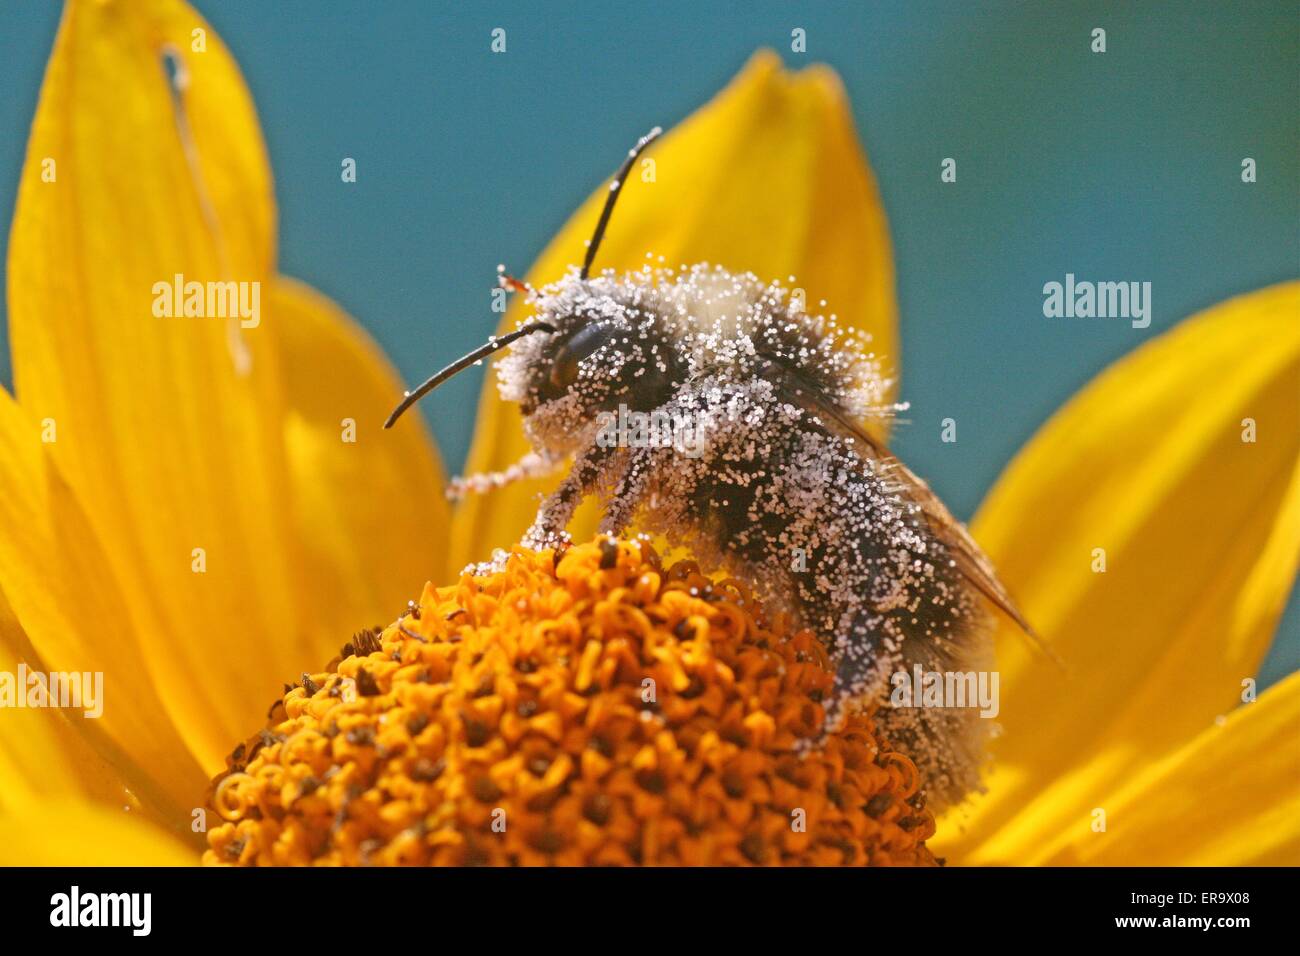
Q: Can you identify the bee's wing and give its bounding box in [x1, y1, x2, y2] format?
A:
[763, 361, 1036, 638]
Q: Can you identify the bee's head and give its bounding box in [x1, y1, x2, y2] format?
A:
[492, 277, 680, 453]
[384, 127, 664, 441]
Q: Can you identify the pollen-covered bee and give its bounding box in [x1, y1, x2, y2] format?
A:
[386, 128, 1031, 805]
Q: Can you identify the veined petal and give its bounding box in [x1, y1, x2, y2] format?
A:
[0, 389, 204, 814]
[1034, 669, 1300, 865]
[0, 595, 100, 810]
[0, 604, 179, 828]
[452, 50, 897, 569]
[6, 0, 323, 770]
[0, 799, 196, 866]
[937, 282, 1300, 863]
[269, 277, 452, 623]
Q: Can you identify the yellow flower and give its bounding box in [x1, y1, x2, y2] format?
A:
[0, 0, 1296, 866]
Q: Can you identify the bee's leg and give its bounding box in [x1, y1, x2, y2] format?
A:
[802, 611, 891, 746]
[448, 451, 560, 500]
[597, 446, 657, 536]
[521, 442, 617, 551]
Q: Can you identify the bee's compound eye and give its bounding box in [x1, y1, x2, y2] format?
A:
[547, 323, 613, 396]
[549, 352, 580, 392]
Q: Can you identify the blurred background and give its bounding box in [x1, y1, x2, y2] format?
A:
[2, 0, 1297, 684]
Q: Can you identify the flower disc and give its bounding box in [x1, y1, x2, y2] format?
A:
[204, 538, 937, 866]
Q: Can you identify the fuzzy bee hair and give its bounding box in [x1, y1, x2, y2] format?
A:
[388, 129, 1031, 807]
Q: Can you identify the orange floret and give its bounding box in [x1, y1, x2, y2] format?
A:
[203, 538, 938, 866]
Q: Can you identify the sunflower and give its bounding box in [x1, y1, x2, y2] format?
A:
[0, 0, 1296, 866]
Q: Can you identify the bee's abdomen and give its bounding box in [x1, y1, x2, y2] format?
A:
[673, 410, 963, 630]
[639, 389, 990, 804]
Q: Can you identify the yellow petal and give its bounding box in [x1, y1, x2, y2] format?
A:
[451, 50, 897, 568]
[269, 276, 452, 623]
[937, 282, 1300, 863]
[0, 389, 204, 814]
[7, 0, 321, 770]
[0, 613, 174, 826]
[1032, 669, 1300, 865]
[0, 595, 100, 810]
[0, 799, 196, 866]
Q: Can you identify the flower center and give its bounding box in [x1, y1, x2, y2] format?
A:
[203, 538, 937, 866]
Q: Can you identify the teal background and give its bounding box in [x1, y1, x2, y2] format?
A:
[2, 1, 1298, 686]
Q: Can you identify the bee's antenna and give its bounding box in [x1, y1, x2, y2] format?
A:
[384, 322, 556, 428]
[580, 126, 663, 280]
